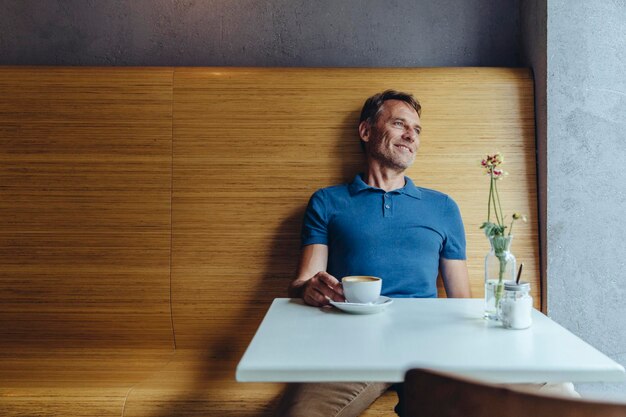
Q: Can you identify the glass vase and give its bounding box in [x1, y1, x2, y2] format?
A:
[484, 235, 516, 320]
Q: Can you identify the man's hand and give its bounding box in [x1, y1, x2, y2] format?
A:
[301, 271, 345, 307]
[289, 244, 344, 306]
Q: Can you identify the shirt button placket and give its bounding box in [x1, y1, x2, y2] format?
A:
[383, 194, 393, 218]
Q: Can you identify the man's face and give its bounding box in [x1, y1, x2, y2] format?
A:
[360, 99, 422, 171]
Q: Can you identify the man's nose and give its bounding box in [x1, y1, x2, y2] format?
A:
[402, 128, 417, 142]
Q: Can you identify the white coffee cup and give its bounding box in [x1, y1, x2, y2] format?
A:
[341, 276, 382, 304]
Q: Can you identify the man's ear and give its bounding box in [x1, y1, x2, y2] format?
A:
[358, 121, 371, 143]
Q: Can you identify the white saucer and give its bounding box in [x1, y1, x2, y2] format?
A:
[329, 296, 393, 315]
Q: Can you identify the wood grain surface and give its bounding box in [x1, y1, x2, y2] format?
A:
[0, 348, 174, 417]
[122, 350, 397, 417]
[404, 368, 626, 417]
[0, 67, 175, 349]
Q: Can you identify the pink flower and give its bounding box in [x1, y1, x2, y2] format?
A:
[482, 152, 506, 177]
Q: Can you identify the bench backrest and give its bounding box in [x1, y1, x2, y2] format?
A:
[0, 68, 174, 349]
[0, 68, 538, 354]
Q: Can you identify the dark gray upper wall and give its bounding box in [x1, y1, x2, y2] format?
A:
[0, 0, 520, 67]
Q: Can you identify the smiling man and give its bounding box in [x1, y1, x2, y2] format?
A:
[275, 90, 471, 417]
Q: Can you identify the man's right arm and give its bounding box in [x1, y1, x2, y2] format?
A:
[288, 244, 344, 306]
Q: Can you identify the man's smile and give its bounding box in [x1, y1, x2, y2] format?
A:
[394, 144, 413, 154]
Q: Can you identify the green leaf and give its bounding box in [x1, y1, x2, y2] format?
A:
[480, 221, 506, 237]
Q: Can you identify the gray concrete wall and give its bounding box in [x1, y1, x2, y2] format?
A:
[547, 0, 626, 400]
[0, 0, 520, 66]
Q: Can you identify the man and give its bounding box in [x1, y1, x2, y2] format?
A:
[275, 90, 471, 417]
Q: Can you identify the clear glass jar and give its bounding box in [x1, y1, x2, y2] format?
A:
[498, 281, 533, 329]
[484, 235, 516, 320]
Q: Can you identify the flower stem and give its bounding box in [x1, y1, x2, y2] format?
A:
[495, 247, 508, 313]
[494, 178, 504, 227]
[491, 178, 501, 226]
[487, 175, 493, 223]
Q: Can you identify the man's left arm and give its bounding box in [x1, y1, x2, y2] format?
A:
[440, 258, 471, 298]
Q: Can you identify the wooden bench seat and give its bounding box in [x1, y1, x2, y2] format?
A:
[119, 352, 397, 417]
[0, 348, 173, 416]
[0, 67, 538, 416]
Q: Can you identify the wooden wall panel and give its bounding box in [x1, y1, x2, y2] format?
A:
[170, 68, 539, 351]
[0, 68, 174, 348]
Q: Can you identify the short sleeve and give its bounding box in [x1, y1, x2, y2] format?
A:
[301, 190, 329, 247]
[441, 196, 467, 260]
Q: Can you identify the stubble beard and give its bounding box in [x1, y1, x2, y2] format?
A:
[369, 142, 415, 172]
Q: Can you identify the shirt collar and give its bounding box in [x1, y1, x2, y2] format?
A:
[348, 174, 422, 199]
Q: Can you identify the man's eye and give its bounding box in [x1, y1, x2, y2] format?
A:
[394, 121, 403, 127]
[414, 129, 421, 134]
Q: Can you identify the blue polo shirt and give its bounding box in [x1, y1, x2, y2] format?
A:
[301, 174, 466, 298]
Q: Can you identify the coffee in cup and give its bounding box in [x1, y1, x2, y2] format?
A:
[341, 276, 382, 304]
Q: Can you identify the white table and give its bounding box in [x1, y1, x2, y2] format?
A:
[236, 298, 625, 383]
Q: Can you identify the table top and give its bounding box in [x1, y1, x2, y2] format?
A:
[236, 298, 625, 383]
